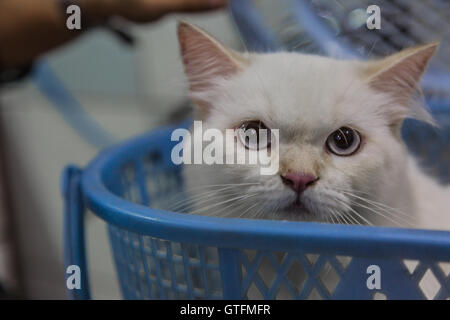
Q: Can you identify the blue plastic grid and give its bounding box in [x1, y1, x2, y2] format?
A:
[63, 104, 450, 300]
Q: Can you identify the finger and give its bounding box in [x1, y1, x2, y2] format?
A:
[157, 0, 228, 13]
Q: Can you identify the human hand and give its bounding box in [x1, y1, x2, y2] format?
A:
[82, 0, 228, 23]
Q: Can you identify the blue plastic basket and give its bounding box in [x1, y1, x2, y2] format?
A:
[62, 101, 450, 300]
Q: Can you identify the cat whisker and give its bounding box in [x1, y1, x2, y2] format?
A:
[327, 211, 337, 224]
[165, 183, 261, 211]
[168, 182, 261, 200]
[338, 191, 418, 227]
[333, 198, 374, 226]
[165, 188, 230, 210]
[237, 202, 261, 219]
[328, 208, 342, 225]
[202, 193, 260, 217]
[171, 191, 252, 213]
[338, 190, 414, 220]
[340, 209, 361, 225]
[157, 189, 223, 209]
[331, 188, 417, 227]
[329, 208, 345, 225]
[192, 193, 259, 215]
[237, 199, 268, 220]
[250, 198, 271, 220]
[347, 211, 364, 225]
[273, 201, 285, 221]
[349, 200, 415, 227]
[166, 191, 232, 212]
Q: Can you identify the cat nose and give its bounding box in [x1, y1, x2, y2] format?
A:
[281, 172, 318, 193]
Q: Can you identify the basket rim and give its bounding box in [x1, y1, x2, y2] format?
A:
[81, 124, 450, 261]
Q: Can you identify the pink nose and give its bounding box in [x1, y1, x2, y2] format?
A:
[281, 172, 318, 193]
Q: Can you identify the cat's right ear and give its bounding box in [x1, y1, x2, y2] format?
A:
[362, 42, 438, 126]
[177, 21, 247, 113]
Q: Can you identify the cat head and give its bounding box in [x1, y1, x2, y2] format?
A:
[177, 21, 438, 223]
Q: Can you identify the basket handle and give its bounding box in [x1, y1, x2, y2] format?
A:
[61, 165, 91, 299]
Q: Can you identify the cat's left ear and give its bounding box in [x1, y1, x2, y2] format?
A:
[363, 42, 439, 125]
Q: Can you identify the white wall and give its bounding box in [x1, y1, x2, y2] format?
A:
[0, 10, 242, 299]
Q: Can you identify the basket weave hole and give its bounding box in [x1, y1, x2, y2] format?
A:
[286, 259, 307, 296]
[419, 269, 441, 299]
[318, 262, 340, 295]
[257, 256, 277, 289]
[438, 262, 450, 277]
[403, 259, 419, 274]
[373, 292, 387, 300]
[307, 288, 322, 300]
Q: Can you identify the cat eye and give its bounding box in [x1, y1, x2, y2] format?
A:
[237, 120, 271, 150]
[326, 127, 361, 156]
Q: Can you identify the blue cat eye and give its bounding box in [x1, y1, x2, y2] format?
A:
[326, 127, 361, 156]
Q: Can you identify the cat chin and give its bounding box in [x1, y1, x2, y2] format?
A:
[282, 201, 316, 219]
[268, 204, 321, 222]
[271, 210, 322, 222]
[275, 198, 345, 223]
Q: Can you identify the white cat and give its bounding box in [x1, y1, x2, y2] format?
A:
[171, 21, 450, 301]
[176, 21, 449, 231]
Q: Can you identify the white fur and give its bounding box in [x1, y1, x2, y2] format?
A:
[182, 51, 450, 231]
[175, 26, 449, 299]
